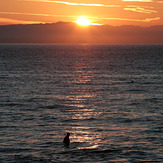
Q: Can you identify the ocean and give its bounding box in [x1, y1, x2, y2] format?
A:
[0, 44, 163, 162]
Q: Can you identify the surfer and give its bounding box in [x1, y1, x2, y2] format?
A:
[63, 132, 70, 146]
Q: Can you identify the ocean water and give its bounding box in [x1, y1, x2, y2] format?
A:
[0, 44, 163, 163]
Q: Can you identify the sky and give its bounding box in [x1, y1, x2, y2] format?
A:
[0, 0, 163, 26]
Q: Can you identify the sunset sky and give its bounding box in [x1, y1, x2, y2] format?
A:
[0, 0, 163, 26]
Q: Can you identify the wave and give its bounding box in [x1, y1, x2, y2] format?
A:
[0, 103, 25, 107]
[39, 104, 68, 109]
[58, 148, 121, 154]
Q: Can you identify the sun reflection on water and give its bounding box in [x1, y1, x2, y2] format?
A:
[61, 48, 102, 148]
[64, 49, 97, 110]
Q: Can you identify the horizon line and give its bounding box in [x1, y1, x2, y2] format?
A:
[0, 21, 163, 27]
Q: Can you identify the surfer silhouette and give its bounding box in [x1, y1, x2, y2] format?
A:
[63, 132, 70, 146]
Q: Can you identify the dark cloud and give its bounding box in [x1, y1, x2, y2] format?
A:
[0, 22, 162, 44]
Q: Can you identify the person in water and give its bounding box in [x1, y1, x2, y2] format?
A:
[63, 132, 70, 146]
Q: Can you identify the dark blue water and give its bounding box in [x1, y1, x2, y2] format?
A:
[0, 44, 163, 162]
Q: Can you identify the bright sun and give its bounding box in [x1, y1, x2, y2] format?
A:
[75, 16, 92, 26]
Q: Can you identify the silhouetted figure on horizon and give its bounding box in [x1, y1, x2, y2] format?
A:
[63, 132, 70, 147]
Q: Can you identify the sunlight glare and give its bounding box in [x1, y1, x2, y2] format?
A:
[75, 16, 102, 26]
[75, 16, 91, 26]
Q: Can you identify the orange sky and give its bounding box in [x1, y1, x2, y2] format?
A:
[0, 0, 163, 26]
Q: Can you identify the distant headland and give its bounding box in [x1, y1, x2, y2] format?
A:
[0, 22, 162, 44]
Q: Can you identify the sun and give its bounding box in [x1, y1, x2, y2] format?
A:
[75, 16, 92, 26]
[75, 16, 102, 26]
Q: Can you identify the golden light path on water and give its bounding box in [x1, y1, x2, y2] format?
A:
[57, 48, 104, 149]
[68, 53, 96, 147]
[51, 48, 129, 151]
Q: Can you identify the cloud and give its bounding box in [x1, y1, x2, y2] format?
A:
[156, 1, 163, 3]
[123, 0, 163, 4]
[0, 11, 160, 23]
[98, 17, 160, 22]
[0, 17, 43, 25]
[21, 0, 120, 7]
[124, 6, 157, 13]
[0, 23, 163, 44]
[123, 0, 153, 2]
[0, 11, 76, 18]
